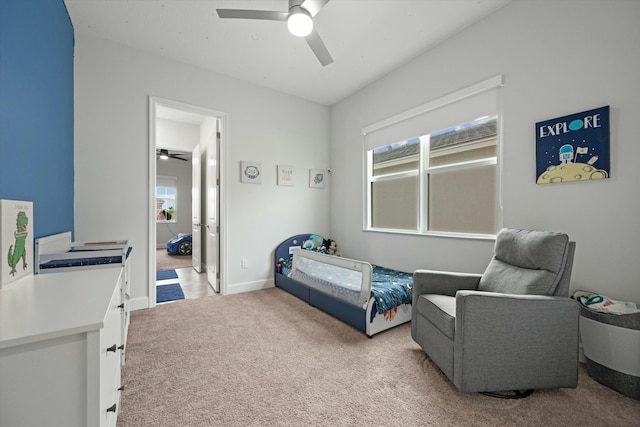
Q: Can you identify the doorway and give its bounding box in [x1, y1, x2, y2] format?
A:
[156, 147, 210, 300]
[149, 96, 227, 308]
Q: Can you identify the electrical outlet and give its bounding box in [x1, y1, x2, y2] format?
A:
[241, 258, 248, 269]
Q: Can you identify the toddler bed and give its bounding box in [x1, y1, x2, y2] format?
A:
[274, 234, 412, 337]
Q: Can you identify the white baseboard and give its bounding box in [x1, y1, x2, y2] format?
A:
[130, 279, 274, 309]
[225, 278, 274, 295]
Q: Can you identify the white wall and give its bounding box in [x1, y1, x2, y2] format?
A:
[330, 0, 640, 303]
[74, 36, 330, 306]
[156, 118, 200, 152]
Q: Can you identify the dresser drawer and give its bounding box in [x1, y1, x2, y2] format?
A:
[101, 281, 123, 426]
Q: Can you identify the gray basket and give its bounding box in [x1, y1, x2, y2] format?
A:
[579, 305, 640, 400]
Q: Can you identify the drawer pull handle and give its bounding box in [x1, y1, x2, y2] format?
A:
[118, 345, 125, 351]
[118, 303, 125, 309]
[118, 385, 124, 392]
[106, 344, 117, 352]
[107, 403, 117, 413]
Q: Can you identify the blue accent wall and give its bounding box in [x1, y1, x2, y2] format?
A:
[0, 0, 74, 238]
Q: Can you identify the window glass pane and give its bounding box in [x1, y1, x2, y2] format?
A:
[371, 176, 418, 230]
[428, 164, 496, 234]
[372, 137, 420, 176]
[429, 116, 497, 167]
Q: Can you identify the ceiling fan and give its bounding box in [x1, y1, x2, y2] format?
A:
[157, 149, 188, 161]
[216, 0, 333, 66]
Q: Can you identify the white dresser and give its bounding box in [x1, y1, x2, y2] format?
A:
[0, 266, 128, 427]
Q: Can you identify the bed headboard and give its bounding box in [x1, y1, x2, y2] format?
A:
[274, 234, 326, 266]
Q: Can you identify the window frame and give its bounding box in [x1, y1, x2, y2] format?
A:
[362, 76, 503, 240]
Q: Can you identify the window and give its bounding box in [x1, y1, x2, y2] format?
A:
[156, 176, 177, 223]
[363, 76, 502, 237]
[370, 138, 420, 230]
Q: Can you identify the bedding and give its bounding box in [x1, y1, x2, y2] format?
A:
[370, 266, 413, 314]
[275, 234, 412, 337]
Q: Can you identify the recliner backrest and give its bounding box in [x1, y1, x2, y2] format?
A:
[478, 228, 571, 296]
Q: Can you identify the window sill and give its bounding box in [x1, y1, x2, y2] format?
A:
[363, 227, 496, 241]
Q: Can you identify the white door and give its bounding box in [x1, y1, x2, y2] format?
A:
[191, 145, 202, 273]
[205, 123, 220, 292]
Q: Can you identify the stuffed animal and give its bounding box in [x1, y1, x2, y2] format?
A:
[277, 257, 293, 274]
[302, 234, 324, 251]
[328, 239, 337, 256]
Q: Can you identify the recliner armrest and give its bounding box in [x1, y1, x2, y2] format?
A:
[455, 290, 579, 317]
[413, 270, 482, 298]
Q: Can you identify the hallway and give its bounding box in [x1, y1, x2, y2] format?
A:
[156, 249, 216, 301]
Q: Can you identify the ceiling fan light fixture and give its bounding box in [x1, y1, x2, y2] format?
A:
[159, 149, 169, 160]
[287, 6, 312, 37]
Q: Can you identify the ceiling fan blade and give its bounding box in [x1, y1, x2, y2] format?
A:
[305, 28, 333, 66]
[301, 0, 330, 17]
[170, 155, 188, 161]
[216, 9, 288, 21]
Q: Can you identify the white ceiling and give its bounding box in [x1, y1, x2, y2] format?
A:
[64, 0, 511, 106]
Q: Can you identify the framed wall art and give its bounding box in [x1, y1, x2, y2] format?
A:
[536, 105, 610, 184]
[309, 168, 326, 189]
[277, 165, 295, 186]
[1, 199, 34, 288]
[241, 161, 262, 184]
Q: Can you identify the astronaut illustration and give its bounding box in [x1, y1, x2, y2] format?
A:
[559, 144, 574, 164]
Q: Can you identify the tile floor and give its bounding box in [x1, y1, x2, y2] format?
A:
[156, 267, 216, 302]
[156, 248, 216, 302]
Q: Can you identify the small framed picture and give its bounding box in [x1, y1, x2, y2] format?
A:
[241, 161, 262, 184]
[277, 165, 295, 186]
[309, 168, 325, 189]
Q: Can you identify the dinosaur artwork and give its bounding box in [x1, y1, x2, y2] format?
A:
[1, 200, 33, 288]
[8, 211, 29, 276]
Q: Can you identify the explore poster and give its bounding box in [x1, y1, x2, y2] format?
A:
[536, 106, 610, 184]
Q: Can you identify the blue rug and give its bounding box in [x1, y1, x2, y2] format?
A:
[156, 283, 185, 303]
[157, 269, 178, 281]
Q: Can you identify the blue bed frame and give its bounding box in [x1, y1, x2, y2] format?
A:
[274, 234, 412, 336]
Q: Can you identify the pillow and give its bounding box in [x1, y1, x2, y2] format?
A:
[478, 228, 569, 295]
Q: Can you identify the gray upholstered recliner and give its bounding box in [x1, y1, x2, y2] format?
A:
[411, 228, 580, 395]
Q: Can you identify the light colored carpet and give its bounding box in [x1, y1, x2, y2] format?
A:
[118, 288, 640, 427]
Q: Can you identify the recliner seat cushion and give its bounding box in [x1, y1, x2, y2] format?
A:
[416, 294, 456, 339]
[479, 229, 569, 295]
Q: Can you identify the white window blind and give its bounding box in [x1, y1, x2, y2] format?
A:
[363, 75, 502, 151]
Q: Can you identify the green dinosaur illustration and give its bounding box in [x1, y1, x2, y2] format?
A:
[7, 211, 29, 276]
